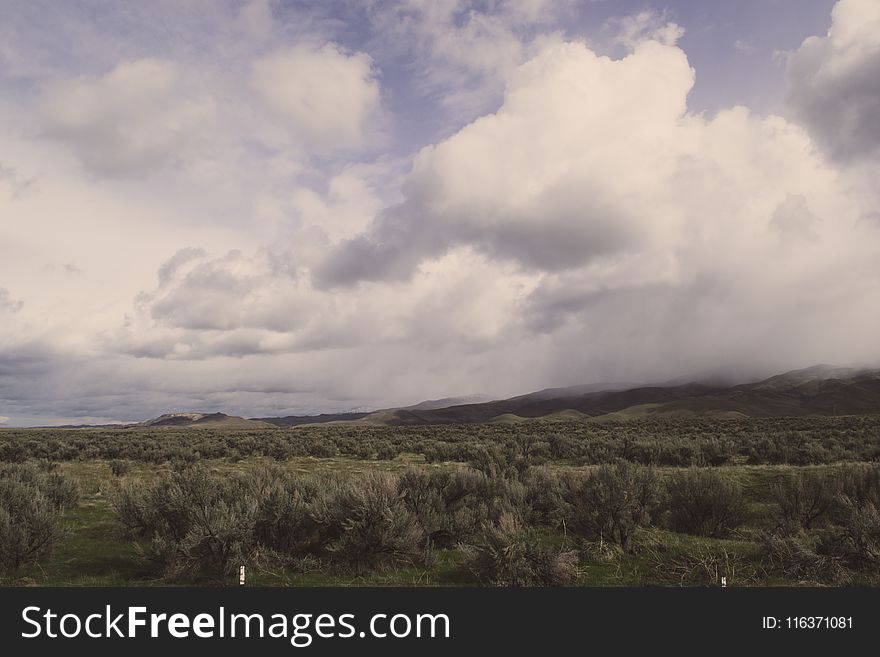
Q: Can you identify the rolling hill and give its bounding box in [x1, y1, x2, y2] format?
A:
[139, 413, 276, 430]
[257, 365, 880, 426]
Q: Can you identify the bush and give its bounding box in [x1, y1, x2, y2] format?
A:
[568, 462, 664, 550]
[0, 464, 76, 577]
[0, 492, 66, 577]
[665, 469, 747, 538]
[468, 443, 532, 481]
[653, 543, 760, 586]
[398, 468, 502, 547]
[314, 473, 424, 574]
[762, 532, 846, 583]
[524, 467, 577, 529]
[770, 470, 838, 531]
[835, 464, 880, 510]
[112, 466, 257, 578]
[375, 442, 399, 461]
[0, 463, 80, 512]
[820, 498, 880, 569]
[808, 465, 880, 569]
[463, 512, 578, 586]
[251, 469, 328, 558]
[109, 459, 133, 477]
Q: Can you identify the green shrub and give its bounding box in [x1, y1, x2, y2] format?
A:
[0, 464, 76, 577]
[399, 468, 491, 547]
[820, 498, 880, 569]
[665, 469, 747, 538]
[809, 465, 880, 569]
[109, 459, 133, 477]
[468, 443, 532, 481]
[375, 442, 398, 460]
[524, 467, 577, 529]
[834, 464, 880, 510]
[0, 463, 79, 511]
[0, 483, 67, 577]
[568, 462, 664, 550]
[249, 467, 333, 558]
[112, 466, 257, 578]
[770, 470, 838, 531]
[314, 473, 424, 574]
[762, 532, 846, 583]
[463, 512, 578, 586]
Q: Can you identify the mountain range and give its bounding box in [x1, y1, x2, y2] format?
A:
[103, 364, 880, 430]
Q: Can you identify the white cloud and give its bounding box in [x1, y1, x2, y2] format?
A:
[318, 39, 698, 282]
[734, 39, 755, 54]
[41, 58, 215, 175]
[251, 43, 381, 152]
[609, 9, 685, 51]
[786, 0, 880, 161]
[316, 34, 880, 384]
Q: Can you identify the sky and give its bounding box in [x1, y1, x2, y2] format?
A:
[1, 0, 879, 426]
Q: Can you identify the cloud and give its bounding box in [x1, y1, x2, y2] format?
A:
[786, 0, 880, 161]
[2, 1, 880, 425]
[312, 33, 880, 388]
[41, 58, 215, 175]
[0, 162, 37, 198]
[157, 247, 208, 288]
[0, 416, 8, 425]
[362, 0, 571, 119]
[734, 39, 755, 55]
[317, 39, 697, 284]
[0, 287, 23, 313]
[769, 194, 821, 241]
[250, 43, 381, 152]
[608, 9, 685, 51]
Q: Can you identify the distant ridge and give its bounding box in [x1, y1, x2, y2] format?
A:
[139, 412, 275, 429]
[250, 412, 370, 427]
[259, 365, 880, 426]
[32, 365, 880, 429]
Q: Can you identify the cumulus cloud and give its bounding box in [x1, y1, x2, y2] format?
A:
[41, 58, 215, 175]
[117, 242, 529, 364]
[251, 43, 381, 152]
[314, 33, 880, 387]
[317, 39, 695, 284]
[320, 36, 873, 291]
[786, 0, 880, 161]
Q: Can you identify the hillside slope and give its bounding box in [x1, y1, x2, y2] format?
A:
[345, 366, 880, 425]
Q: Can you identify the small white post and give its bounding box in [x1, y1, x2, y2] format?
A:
[721, 576, 727, 588]
[239, 565, 246, 586]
